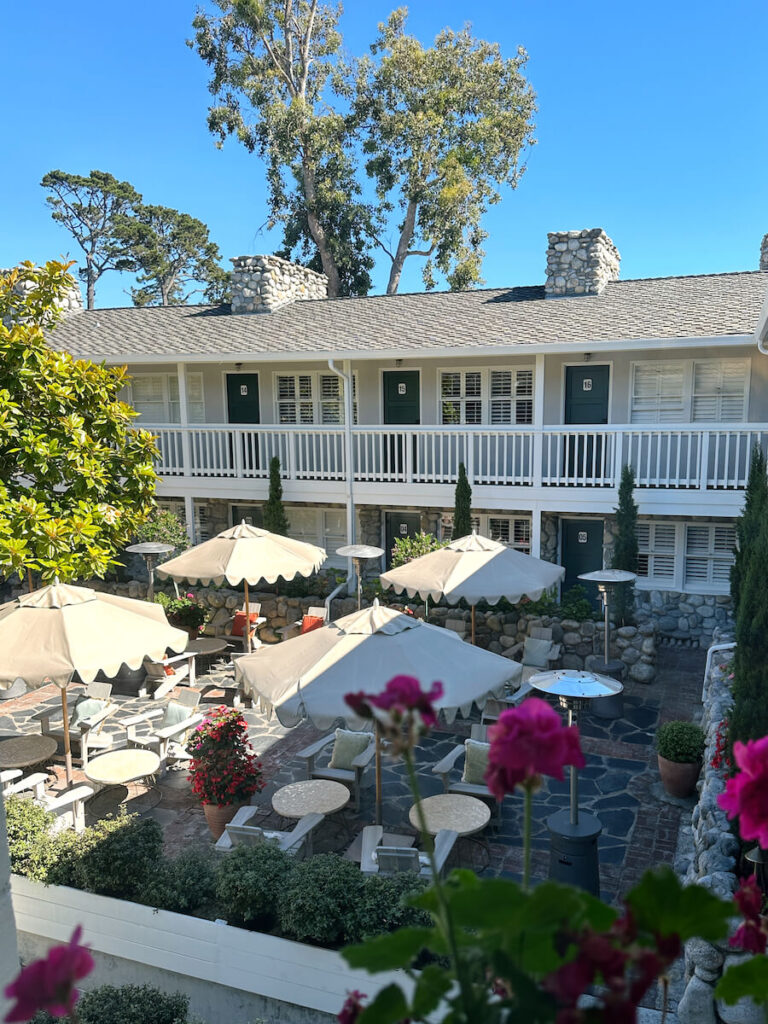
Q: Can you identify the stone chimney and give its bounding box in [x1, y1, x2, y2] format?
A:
[545, 228, 620, 298]
[760, 234, 768, 271]
[230, 255, 328, 313]
[1, 265, 82, 325]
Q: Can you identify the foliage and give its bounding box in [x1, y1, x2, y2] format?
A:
[189, 2, 535, 296]
[142, 848, 217, 915]
[611, 464, 638, 626]
[262, 457, 289, 535]
[390, 531, 446, 569]
[656, 720, 706, 763]
[154, 591, 207, 631]
[40, 169, 141, 308]
[731, 445, 767, 616]
[278, 854, 366, 946]
[133, 507, 190, 554]
[519, 583, 596, 623]
[0, 263, 158, 583]
[46, 813, 164, 899]
[357, 873, 432, 937]
[215, 843, 293, 929]
[72, 984, 190, 1024]
[4, 796, 58, 881]
[452, 463, 472, 540]
[282, 568, 343, 599]
[186, 706, 265, 806]
[112, 203, 226, 307]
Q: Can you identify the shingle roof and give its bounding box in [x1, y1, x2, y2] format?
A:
[51, 271, 768, 362]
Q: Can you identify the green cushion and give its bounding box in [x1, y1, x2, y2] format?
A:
[523, 636, 552, 668]
[69, 698, 104, 728]
[329, 729, 370, 770]
[161, 700, 191, 730]
[462, 739, 490, 786]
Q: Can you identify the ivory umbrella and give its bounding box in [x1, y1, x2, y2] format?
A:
[380, 532, 566, 643]
[156, 522, 327, 651]
[234, 600, 520, 823]
[0, 583, 188, 784]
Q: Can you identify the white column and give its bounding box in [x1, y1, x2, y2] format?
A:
[530, 504, 542, 560]
[532, 354, 545, 488]
[0, 795, 20, 1018]
[184, 495, 196, 544]
[176, 362, 192, 477]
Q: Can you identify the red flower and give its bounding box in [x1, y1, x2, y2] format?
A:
[730, 875, 767, 953]
[345, 676, 444, 730]
[4, 925, 94, 1022]
[485, 697, 585, 800]
[718, 736, 768, 848]
[338, 990, 366, 1024]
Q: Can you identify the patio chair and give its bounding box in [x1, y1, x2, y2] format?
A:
[140, 650, 197, 701]
[3, 771, 94, 833]
[479, 681, 535, 728]
[122, 688, 203, 766]
[215, 808, 325, 857]
[222, 603, 264, 651]
[277, 606, 328, 642]
[296, 728, 376, 812]
[432, 739, 502, 820]
[359, 824, 457, 878]
[34, 682, 114, 768]
[506, 625, 561, 682]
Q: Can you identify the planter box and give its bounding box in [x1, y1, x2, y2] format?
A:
[11, 875, 408, 1017]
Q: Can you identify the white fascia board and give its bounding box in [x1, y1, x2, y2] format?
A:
[84, 333, 754, 367]
[755, 284, 768, 352]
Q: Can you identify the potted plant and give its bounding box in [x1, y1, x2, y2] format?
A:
[656, 720, 705, 797]
[186, 706, 265, 838]
[155, 592, 207, 639]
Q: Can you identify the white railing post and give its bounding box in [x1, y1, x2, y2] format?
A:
[176, 362, 192, 477]
[233, 428, 243, 478]
[699, 431, 711, 491]
[465, 432, 474, 485]
[532, 429, 543, 488]
[532, 355, 545, 488]
[613, 427, 624, 486]
[288, 431, 298, 480]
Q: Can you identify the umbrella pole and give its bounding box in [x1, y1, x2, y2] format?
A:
[375, 723, 383, 826]
[244, 580, 251, 654]
[471, 604, 476, 645]
[61, 688, 73, 787]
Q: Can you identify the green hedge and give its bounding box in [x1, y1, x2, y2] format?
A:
[31, 984, 191, 1024]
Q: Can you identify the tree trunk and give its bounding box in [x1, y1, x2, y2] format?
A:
[301, 161, 341, 297]
[386, 199, 418, 295]
[86, 268, 95, 310]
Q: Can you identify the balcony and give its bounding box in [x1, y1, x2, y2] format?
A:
[148, 423, 768, 494]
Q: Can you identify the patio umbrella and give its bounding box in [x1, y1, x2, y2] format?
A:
[380, 532, 566, 644]
[156, 522, 327, 652]
[234, 600, 518, 822]
[0, 583, 188, 784]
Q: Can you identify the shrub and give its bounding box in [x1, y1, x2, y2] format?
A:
[154, 591, 207, 631]
[262, 456, 289, 535]
[46, 813, 164, 899]
[390, 531, 446, 569]
[451, 462, 472, 540]
[142, 848, 217, 915]
[656, 721, 705, 764]
[278, 854, 365, 947]
[134, 507, 190, 555]
[358, 872, 432, 937]
[79, 984, 190, 1024]
[215, 843, 292, 929]
[4, 796, 58, 881]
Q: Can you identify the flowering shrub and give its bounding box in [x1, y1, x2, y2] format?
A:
[154, 591, 206, 631]
[710, 717, 733, 772]
[718, 734, 768, 848]
[186, 706, 264, 806]
[4, 925, 93, 1022]
[339, 677, 768, 1024]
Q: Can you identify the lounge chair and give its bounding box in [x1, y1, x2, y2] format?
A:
[122, 689, 203, 766]
[296, 728, 376, 811]
[506, 625, 561, 682]
[277, 606, 328, 641]
[3, 772, 94, 833]
[35, 682, 114, 768]
[359, 824, 457, 878]
[432, 738, 502, 820]
[222, 603, 265, 651]
[215, 808, 325, 857]
[140, 650, 197, 701]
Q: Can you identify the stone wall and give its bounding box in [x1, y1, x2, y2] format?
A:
[1, 265, 82, 324]
[230, 255, 327, 313]
[544, 228, 621, 297]
[760, 233, 768, 272]
[635, 590, 733, 648]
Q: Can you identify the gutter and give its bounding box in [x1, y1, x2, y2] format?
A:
[327, 359, 355, 595]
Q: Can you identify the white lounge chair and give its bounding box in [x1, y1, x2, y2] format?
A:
[215, 807, 325, 857]
[506, 625, 561, 682]
[296, 728, 376, 811]
[432, 738, 502, 820]
[123, 689, 203, 766]
[140, 650, 197, 701]
[34, 682, 114, 768]
[4, 772, 94, 833]
[359, 824, 457, 878]
[277, 606, 328, 641]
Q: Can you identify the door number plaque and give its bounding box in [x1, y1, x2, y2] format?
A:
[582, 378, 593, 392]
[578, 531, 588, 544]
[398, 383, 407, 395]
[240, 385, 248, 396]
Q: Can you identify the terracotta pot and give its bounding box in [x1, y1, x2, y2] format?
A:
[657, 754, 701, 798]
[203, 801, 247, 840]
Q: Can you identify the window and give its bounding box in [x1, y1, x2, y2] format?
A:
[636, 522, 676, 582]
[630, 359, 749, 424]
[488, 516, 531, 552]
[439, 368, 534, 425]
[684, 525, 735, 588]
[130, 373, 204, 424]
[275, 374, 357, 424]
[285, 507, 348, 567]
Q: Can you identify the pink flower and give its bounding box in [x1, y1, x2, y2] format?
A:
[345, 676, 444, 729]
[338, 990, 366, 1024]
[718, 736, 768, 847]
[4, 925, 94, 1022]
[485, 697, 585, 800]
[730, 875, 767, 954]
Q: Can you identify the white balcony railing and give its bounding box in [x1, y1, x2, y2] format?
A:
[148, 423, 768, 492]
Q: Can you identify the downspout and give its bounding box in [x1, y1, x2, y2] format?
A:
[327, 359, 355, 595]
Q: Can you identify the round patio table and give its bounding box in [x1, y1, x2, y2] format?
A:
[84, 748, 162, 820]
[0, 734, 57, 771]
[409, 794, 491, 837]
[272, 779, 350, 819]
[185, 637, 229, 658]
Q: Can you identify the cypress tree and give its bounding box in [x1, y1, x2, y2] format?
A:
[730, 445, 767, 617]
[611, 464, 638, 625]
[452, 462, 473, 540]
[263, 457, 289, 535]
[730, 511, 768, 745]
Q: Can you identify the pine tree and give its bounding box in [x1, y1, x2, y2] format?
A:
[730, 510, 768, 746]
[611, 464, 638, 625]
[452, 463, 473, 540]
[263, 457, 289, 535]
[730, 445, 767, 617]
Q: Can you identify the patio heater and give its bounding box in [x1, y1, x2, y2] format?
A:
[578, 568, 637, 718]
[125, 542, 175, 603]
[336, 544, 385, 610]
[529, 668, 624, 897]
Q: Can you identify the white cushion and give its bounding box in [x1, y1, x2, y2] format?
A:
[523, 636, 552, 668]
[462, 739, 490, 786]
[329, 729, 370, 770]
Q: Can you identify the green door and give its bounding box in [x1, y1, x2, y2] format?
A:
[383, 371, 420, 424]
[561, 519, 604, 608]
[226, 373, 260, 474]
[564, 366, 610, 481]
[385, 511, 423, 568]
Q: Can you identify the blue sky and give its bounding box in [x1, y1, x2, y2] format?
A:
[2, 0, 767, 308]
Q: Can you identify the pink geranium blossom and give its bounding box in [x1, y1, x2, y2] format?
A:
[338, 990, 366, 1024]
[718, 735, 768, 848]
[730, 875, 767, 954]
[345, 676, 444, 728]
[485, 697, 585, 800]
[4, 925, 94, 1023]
